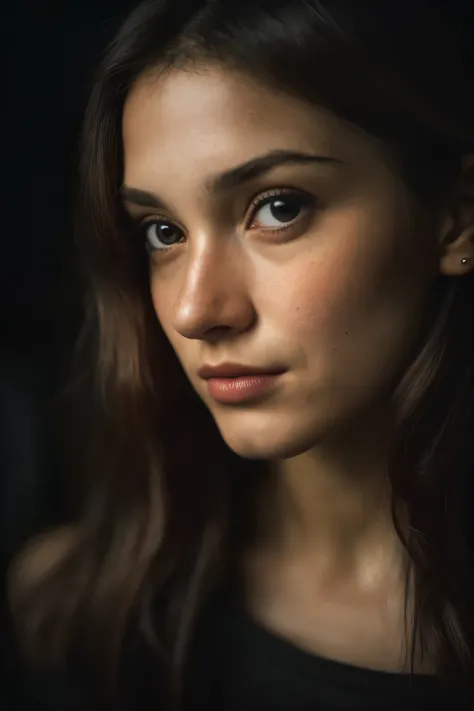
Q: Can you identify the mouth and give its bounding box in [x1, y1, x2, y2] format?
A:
[198, 363, 286, 404]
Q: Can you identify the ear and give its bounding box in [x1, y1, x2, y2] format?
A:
[439, 154, 474, 276]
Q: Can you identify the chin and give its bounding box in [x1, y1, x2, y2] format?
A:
[214, 413, 325, 461]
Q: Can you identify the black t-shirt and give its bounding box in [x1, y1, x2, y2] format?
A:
[183, 592, 472, 710]
[6, 591, 473, 710]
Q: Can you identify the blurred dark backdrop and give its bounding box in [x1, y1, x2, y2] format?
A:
[1, 0, 137, 574]
[3, 1, 136, 361]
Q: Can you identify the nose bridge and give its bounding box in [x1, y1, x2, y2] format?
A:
[173, 234, 254, 339]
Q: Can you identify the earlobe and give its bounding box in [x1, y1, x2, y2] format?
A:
[439, 226, 474, 275]
[439, 230, 474, 276]
[438, 154, 474, 277]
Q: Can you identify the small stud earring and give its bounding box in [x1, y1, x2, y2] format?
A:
[461, 257, 470, 265]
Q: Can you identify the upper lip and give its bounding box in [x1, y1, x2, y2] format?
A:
[198, 363, 285, 379]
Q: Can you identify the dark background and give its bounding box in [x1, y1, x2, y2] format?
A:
[1, 0, 137, 571]
[3, 2, 135, 359]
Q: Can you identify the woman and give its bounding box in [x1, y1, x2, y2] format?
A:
[9, 0, 474, 708]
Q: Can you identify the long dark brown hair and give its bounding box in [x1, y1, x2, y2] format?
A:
[9, 0, 474, 704]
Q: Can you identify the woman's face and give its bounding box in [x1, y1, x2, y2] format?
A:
[122, 64, 439, 460]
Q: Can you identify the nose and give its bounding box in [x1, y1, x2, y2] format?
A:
[172, 241, 256, 341]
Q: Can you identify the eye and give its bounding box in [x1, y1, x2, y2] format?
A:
[142, 220, 184, 252]
[248, 190, 316, 232]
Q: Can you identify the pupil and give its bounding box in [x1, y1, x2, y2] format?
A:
[159, 224, 178, 244]
[270, 197, 300, 223]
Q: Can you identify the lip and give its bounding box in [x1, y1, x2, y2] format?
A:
[198, 362, 285, 379]
[198, 363, 286, 404]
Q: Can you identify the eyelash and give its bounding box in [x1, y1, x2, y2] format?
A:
[136, 187, 317, 253]
[248, 188, 316, 232]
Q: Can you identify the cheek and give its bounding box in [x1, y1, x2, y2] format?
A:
[270, 203, 428, 371]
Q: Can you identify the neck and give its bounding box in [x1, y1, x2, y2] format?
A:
[254, 413, 408, 579]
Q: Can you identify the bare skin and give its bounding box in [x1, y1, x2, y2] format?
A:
[122, 64, 474, 673]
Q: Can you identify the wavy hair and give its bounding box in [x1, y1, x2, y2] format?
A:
[10, 0, 474, 704]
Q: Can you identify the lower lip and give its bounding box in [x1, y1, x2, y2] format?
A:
[205, 373, 282, 404]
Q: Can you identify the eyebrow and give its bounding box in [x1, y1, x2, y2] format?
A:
[120, 149, 342, 208]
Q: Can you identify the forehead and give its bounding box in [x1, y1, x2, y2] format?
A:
[122, 64, 379, 186]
